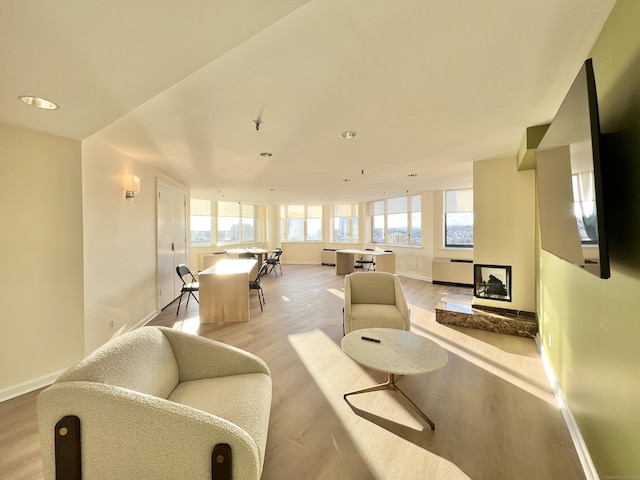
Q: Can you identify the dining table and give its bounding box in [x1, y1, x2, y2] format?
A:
[198, 258, 257, 323]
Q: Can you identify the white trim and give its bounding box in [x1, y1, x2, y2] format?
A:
[535, 335, 599, 480]
[0, 369, 66, 403]
[136, 309, 160, 329]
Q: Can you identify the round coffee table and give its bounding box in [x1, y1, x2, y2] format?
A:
[341, 327, 448, 430]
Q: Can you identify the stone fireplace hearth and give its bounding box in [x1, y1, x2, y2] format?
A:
[435, 293, 538, 338]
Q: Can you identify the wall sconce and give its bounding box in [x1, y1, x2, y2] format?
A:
[123, 174, 140, 199]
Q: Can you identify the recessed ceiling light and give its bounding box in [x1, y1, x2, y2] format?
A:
[260, 152, 273, 157]
[408, 173, 418, 177]
[18, 95, 59, 110]
[343, 179, 351, 182]
[340, 131, 359, 139]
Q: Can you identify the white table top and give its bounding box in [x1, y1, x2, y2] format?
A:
[201, 258, 256, 275]
[336, 249, 393, 256]
[341, 328, 448, 376]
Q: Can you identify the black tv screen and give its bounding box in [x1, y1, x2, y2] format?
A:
[536, 59, 610, 279]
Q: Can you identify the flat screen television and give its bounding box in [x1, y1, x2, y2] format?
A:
[536, 58, 610, 279]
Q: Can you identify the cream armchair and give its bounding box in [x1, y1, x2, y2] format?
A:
[343, 272, 411, 334]
[37, 326, 272, 480]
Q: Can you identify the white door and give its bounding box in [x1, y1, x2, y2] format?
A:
[157, 181, 187, 309]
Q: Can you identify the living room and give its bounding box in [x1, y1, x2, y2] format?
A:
[2, 1, 640, 478]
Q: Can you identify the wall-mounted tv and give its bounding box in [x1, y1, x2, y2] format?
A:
[536, 58, 610, 279]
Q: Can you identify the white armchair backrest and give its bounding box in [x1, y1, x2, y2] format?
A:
[348, 272, 397, 305]
[55, 327, 180, 399]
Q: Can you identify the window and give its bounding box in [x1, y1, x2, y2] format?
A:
[217, 201, 257, 244]
[190, 199, 212, 246]
[445, 189, 473, 247]
[368, 195, 421, 245]
[332, 204, 358, 242]
[281, 205, 323, 242]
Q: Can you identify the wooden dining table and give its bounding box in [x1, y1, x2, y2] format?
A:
[335, 249, 396, 275]
[198, 258, 257, 323]
[225, 248, 269, 277]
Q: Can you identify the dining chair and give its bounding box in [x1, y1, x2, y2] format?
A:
[175, 264, 199, 315]
[249, 262, 270, 311]
[266, 248, 283, 277]
[354, 248, 375, 271]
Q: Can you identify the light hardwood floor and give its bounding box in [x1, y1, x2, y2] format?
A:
[0, 265, 585, 479]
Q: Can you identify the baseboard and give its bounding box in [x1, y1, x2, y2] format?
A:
[137, 309, 160, 329]
[0, 369, 66, 403]
[535, 335, 599, 480]
[397, 272, 431, 282]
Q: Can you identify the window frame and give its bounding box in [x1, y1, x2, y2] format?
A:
[190, 199, 213, 246]
[331, 203, 359, 243]
[216, 201, 258, 245]
[368, 195, 421, 246]
[444, 188, 474, 248]
[280, 204, 324, 242]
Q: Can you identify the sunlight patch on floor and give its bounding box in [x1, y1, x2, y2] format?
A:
[326, 288, 344, 300]
[289, 328, 470, 479]
[409, 305, 557, 406]
[171, 317, 200, 334]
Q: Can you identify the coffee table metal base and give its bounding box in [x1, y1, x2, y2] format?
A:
[343, 373, 436, 430]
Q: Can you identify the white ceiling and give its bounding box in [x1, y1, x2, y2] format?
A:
[1, 0, 616, 204]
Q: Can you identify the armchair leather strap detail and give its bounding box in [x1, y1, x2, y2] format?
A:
[55, 415, 82, 480]
[212, 443, 232, 480]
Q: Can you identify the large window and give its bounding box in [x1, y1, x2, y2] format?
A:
[281, 205, 323, 242]
[190, 199, 212, 246]
[444, 189, 473, 247]
[369, 195, 421, 245]
[217, 201, 257, 244]
[332, 204, 358, 242]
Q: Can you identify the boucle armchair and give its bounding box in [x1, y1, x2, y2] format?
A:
[343, 272, 411, 334]
[37, 326, 272, 480]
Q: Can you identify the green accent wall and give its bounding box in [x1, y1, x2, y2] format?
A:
[538, 1, 640, 477]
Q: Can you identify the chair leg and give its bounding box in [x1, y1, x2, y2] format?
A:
[189, 291, 199, 304]
[55, 416, 81, 480]
[176, 291, 185, 315]
[258, 287, 264, 311]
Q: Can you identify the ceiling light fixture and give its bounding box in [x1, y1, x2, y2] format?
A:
[408, 173, 418, 177]
[260, 152, 273, 157]
[18, 95, 59, 110]
[340, 131, 359, 139]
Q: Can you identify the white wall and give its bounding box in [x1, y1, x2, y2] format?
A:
[81, 137, 187, 354]
[0, 124, 84, 399]
[473, 156, 536, 312]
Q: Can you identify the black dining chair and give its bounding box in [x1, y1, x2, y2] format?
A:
[266, 248, 283, 277]
[355, 248, 376, 271]
[175, 264, 199, 315]
[249, 262, 270, 311]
